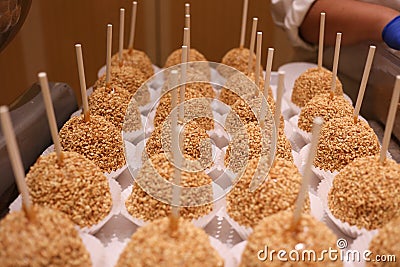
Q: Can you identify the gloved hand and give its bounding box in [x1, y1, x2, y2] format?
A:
[382, 16, 400, 50]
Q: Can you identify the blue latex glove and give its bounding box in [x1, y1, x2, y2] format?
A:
[382, 16, 400, 50]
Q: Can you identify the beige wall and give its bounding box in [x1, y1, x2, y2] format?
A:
[0, 0, 295, 106]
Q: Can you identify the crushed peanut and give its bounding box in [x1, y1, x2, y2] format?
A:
[144, 120, 213, 169]
[116, 217, 223, 267]
[0, 206, 91, 267]
[367, 216, 400, 266]
[227, 158, 309, 228]
[111, 48, 154, 80]
[88, 85, 133, 130]
[328, 156, 400, 230]
[298, 93, 354, 132]
[153, 88, 214, 131]
[225, 121, 292, 172]
[218, 47, 258, 78]
[291, 67, 343, 107]
[219, 71, 271, 106]
[93, 65, 150, 105]
[164, 48, 210, 78]
[59, 115, 126, 173]
[25, 152, 112, 227]
[125, 154, 213, 221]
[240, 210, 341, 267]
[314, 117, 380, 171]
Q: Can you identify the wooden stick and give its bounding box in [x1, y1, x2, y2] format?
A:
[263, 48, 274, 97]
[185, 3, 190, 16]
[254, 31, 262, 92]
[75, 44, 90, 122]
[106, 24, 112, 84]
[239, 0, 248, 48]
[353, 45, 376, 123]
[185, 14, 191, 58]
[330, 32, 342, 97]
[247, 17, 258, 73]
[169, 69, 181, 234]
[274, 71, 284, 130]
[317, 12, 325, 69]
[292, 117, 323, 227]
[259, 48, 274, 126]
[170, 70, 179, 117]
[0, 106, 34, 220]
[119, 8, 125, 62]
[183, 27, 189, 60]
[379, 75, 400, 163]
[38, 72, 64, 164]
[179, 46, 188, 122]
[128, 1, 137, 50]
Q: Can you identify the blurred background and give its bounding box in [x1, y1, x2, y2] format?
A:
[0, 0, 295, 106]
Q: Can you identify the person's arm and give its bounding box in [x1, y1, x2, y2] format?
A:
[300, 0, 400, 46]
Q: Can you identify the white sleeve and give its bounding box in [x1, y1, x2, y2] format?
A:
[270, 0, 317, 50]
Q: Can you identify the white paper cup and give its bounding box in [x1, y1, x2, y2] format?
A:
[79, 233, 106, 267]
[318, 178, 379, 239]
[10, 178, 121, 235]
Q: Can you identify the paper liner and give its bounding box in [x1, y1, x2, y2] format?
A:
[120, 184, 222, 229]
[222, 207, 253, 240]
[318, 178, 379, 239]
[210, 67, 227, 90]
[221, 190, 323, 243]
[209, 236, 236, 267]
[230, 240, 352, 267]
[297, 126, 312, 144]
[292, 150, 303, 174]
[343, 94, 353, 105]
[211, 99, 231, 116]
[138, 86, 161, 116]
[283, 90, 301, 115]
[281, 97, 297, 120]
[41, 144, 55, 156]
[287, 115, 307, 151]
[209, 124, 230, 149]
[229, 241, 247, 267]
[284, 118, 306, 152]
[299, 144, 336, 181]
[103, 236, 129, 267]
[278, 62, 318, 92]
[288, 115, 310, 144]
[102, 229, 232, 267]
[348, 232, 379, 267]
[79, 232, 106, 267]
[10, 178, 121, 235]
